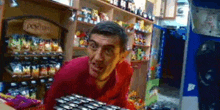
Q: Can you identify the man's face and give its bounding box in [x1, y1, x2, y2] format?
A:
[87, 34, 123, 80]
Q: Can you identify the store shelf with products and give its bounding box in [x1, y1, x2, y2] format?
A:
[71, 0, 155, 103]
[81, 0, 154, 24]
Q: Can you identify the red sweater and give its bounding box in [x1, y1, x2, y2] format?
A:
[44, 56, 135, 110]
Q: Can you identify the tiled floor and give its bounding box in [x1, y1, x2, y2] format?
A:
[156, 83, 180, 109]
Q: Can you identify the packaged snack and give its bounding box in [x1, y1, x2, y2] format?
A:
[52, 40, 59, 52]
[8, 83, 19, 97]
[21, 35, 31, 53]
[45, 39, 52, 53]
[134, 34, 139, 44]
[57, 46, 63, 53]
[31, 57, 39, 78]
[40, 57, 48, 77]
[22, 57, 31, 77]
[29, 80, 37, 99]
[20, 81, 30, 98]
[31, 37, 39, 54]
[48, 64, 56, 76]
[8, 34, 21, 54]
[38, 39, 45, 53]
[10, 57, 23, 77]
[92, 9, 100, 23]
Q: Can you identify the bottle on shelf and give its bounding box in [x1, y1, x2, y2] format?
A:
[126, 0, 132, 12]
[119, 0, 126, 10]
[112, 0, 118, 6]
[131, 0, 136, 13]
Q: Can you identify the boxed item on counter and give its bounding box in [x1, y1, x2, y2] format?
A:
[54, 94, 128, 110]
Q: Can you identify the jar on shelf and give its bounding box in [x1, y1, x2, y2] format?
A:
[119, 0, 126, 9]
[126, 0, 133, 12]
[131, 0, 136, 13]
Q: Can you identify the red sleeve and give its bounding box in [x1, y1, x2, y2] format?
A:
[109, 61, 136, 110]
[44, 72, 67, 110]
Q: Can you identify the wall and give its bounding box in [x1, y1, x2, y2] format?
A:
[159, 0, 189, 27]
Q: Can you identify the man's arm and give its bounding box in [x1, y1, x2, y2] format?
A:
[44, 73, 67, 110]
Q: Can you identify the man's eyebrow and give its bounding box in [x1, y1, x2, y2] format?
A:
[88, 40, 97, 44]
[104, 45, 115, 49]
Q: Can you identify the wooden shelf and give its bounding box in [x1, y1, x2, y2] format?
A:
[131, 60, 149, 63]
[133, 44, 150, 48]
[135, 29, 152, 34]
[4, 53, 63, 57]
[73, 46, 87, 50]
[77, 20, 95, 26]
[22, 0, 78, 11]
[83, 0, 154, 24]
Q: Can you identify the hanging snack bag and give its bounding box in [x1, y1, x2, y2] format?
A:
[39, 39, 45, 53]
[45, 39, 52, 53]
[40, 57, 48, 77]
[8, 34, 21, 54]
[21, 35, 31, 54]
[10, 57, 23, 77]
[52, 40, 59, 53]
[22, 57, 31, 77]
[31, 57, 39, 78]
[31, 37, 39, 54]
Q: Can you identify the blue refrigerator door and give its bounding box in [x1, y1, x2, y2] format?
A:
[180, 0, 220, 110]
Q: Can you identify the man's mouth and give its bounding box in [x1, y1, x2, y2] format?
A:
[91, 63, 104, 73]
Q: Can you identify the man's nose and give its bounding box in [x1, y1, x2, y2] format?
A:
[94, 48, 104, 61]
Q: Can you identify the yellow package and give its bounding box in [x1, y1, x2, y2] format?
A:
[139, 20, 145, 30]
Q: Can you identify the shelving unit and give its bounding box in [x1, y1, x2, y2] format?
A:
[72, 0, 154, 100]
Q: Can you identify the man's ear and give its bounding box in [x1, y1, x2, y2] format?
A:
[119, 50, 132, 64]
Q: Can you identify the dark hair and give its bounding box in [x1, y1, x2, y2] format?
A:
[88, 21, 128, 52]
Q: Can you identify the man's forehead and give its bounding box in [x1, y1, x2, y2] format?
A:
[90, 34, 120, 46]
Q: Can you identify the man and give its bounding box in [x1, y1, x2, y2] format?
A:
[44, 21, 135, 109]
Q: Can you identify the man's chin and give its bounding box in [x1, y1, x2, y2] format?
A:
[89, 70, 99, 78]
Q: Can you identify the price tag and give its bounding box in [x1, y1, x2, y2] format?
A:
[48, 78, 53, 82]
[41, 79, 45, 83]
[31, 80, 36, 84]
